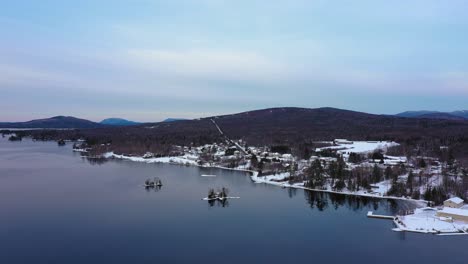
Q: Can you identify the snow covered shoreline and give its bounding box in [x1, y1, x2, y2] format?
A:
[101, 151, 427, 207]
[392, 207, 468, 235]
[250, 171, 428, 207]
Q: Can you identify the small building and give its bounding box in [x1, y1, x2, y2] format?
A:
[270, 152, 281, 158]
[334, 139, 353, 144]
[443, 197, 464, 208]
[436, 207, 468, 222]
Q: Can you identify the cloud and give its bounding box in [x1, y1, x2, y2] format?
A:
[0, 64, 68, 87]
[122, 48, 397, 94]
[125, 49, 288, 83]
[2, 46, 467, 103]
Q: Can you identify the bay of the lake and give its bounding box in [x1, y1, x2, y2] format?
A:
[0, 137, 466, 264]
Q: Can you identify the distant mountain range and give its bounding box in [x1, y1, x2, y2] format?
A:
[0, 116, 190, 129]
[0, 116, 105, 129]
[99, 118, 188, 125]
[8, 107, 468, 162]
[162, 118, 188, 122]
[1, 109, 466, 129]
[114, 107, 467, 150]
[100, 118, 141, 126]
[396, 110, 468, 120]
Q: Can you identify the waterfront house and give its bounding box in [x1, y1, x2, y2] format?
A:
[443, 197, 464, 208]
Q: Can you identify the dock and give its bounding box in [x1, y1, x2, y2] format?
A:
[367, 211, 395, 220]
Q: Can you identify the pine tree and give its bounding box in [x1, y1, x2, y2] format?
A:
[306, 159, 324, 189]
[384, 166, 392, 181]
[328, 161, 337, 185]
[372, 164, 382, 183]
[250, 154, 258, 168]
[407, 170, 414, 196]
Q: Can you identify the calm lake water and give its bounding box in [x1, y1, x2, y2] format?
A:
[0, 137, 466, 264]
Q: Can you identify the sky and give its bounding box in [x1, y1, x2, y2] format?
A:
[1, 0, 467, 122]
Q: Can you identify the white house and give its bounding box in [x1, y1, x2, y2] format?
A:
[443, 197, 464, 208]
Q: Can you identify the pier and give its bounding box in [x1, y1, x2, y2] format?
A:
[367, 211, 395, 220]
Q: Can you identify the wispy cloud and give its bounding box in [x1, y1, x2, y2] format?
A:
[125, 49, 287, 82]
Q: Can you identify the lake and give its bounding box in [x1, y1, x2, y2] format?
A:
[0, 137, 466, 264]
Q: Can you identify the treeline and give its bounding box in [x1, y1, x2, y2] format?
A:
[6, 107, 468, 164]
[299, 158, 407, 193]
[256, 153, 468, 205]
[7, 119, 225, 156]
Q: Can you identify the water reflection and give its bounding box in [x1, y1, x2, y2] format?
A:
[208, 199, 230, 208]
[145, 185, 162, 192]
[4, 138, 468, 264]
[82, 156, 109, 165]
[287, 188, 297, 198]
[397, 231, 406, 241]
[304, 190, 412, 215]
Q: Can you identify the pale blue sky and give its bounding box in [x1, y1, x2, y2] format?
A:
[1, 0, 467, 122]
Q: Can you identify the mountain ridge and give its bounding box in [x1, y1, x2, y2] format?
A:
[3, 107, 468, 130]
[100, 118, 141, 126]
[12, 107, 468, 162]
[163, 118, 188, 122]
[396, 110, 468, 119]
[0, 116, 105, 129]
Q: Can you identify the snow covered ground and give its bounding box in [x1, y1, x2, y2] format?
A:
[72, 148, 89, 153]
[253, 172, 289, 183]
[103, 152, 199, 166]
[383, 155, 407, 165]
[394, 208, 468, 234]
[316, 140, 399, 155]
[250, 171, 427, 206]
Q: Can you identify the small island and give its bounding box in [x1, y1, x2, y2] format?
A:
[144, 177, 163, 188]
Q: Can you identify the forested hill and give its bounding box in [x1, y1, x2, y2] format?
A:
[0, 116, 105, 129]
[397, 110, 468, 119]
[10, 107, 468, 162]
[206, 107, 468, 144]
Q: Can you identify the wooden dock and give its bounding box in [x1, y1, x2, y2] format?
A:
[367, 211, 395, 220]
